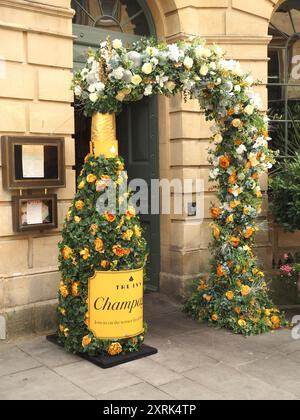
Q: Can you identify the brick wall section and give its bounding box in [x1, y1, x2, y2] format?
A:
[0, 0, 74, 336]
[147, 0, 283, 299]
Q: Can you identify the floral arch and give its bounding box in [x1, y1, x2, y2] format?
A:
[58, 37, 285, 356]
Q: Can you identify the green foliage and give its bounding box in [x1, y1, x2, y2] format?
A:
[58, 154, 147, 355]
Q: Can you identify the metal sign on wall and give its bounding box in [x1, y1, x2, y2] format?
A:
[88, 268, 144, 340]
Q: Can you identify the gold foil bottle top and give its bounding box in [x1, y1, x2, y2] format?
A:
[91, 113, 119, 158]
[91, 113, 117, 143]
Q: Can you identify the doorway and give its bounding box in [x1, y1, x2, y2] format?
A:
[72, 0, 160, 290]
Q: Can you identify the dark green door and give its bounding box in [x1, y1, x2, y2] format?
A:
[72, 20, 160, 291]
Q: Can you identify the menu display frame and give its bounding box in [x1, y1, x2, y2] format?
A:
[1, 136, 66, 190]
[12, 194, 58, 232]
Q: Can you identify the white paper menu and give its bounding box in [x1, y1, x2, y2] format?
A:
[26, 201, 43, 225]
[22, 145, 45, 178]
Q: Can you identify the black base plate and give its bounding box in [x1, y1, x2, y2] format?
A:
[47, 334, 158, 369]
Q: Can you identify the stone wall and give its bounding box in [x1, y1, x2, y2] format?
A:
[0, 0, 74, 338]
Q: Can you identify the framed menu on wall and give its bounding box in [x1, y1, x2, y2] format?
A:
[1, 137, 66, 190]
[12, 194, 58, 232]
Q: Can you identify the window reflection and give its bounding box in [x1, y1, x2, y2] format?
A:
[71, 0, 151, 36]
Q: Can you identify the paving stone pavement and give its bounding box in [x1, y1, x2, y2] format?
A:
[0, 293, 300, 400]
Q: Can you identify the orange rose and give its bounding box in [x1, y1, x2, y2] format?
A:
[230, 236, 240, 247]
[203, 294, 213, 302]
[211, 314, 219, 322]
[226, 291, 235, 301]
[105, 212, 116, 223]
[244, 227, 254, 239]
[228, 174, 237, 185]
[217, 264, 225, 277]
[112, 245, 131, 257]
[87, 174, 97, 183]
[101, 175, 111, 181]
[62, 246, 73, 260]
[227, 109, 235, 116]
[241, 285, 251, 297]
[233, 307, 241, 314]
[82, 335, 92, 347]
[71, 282, 80, 297]
[230, 200, 240, 209]
[75, 200, 85, 210]
[211, 207, 221, 219]
[126, 207, 136, 220]
[94, 238, 104, 253]
[219, 155, 230, 169]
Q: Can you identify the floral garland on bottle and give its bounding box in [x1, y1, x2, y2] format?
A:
[59, 37, 285, 356]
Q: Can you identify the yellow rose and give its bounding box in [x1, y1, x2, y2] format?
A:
[226, 291, 235, 301]
[94, 238, 104, 253]
[82, 335, 92, 347]
[78, 181, 85, 190]
[232, 119, 243, 128]
[116, 91, 126, 102]
[87, 174, 97, 183]
[200, 64, 209, 76]
[238, 319, 247, 327]
[122, 230, 134, 241]
[131, 74, 142, 85]
[59, 284, 69, 298]
[80, 248, 90, 260]
[226, 215, 234, 224]
[75, 200, 85, 210]
[74, 216, 81, 224]
[241, 285, 251, 297]
[107, 342, 123, 356]
[90, 224, 98, 236]
[134, 225, 142, 238]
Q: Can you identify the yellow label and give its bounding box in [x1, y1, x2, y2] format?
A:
[88, 268, 144, 340]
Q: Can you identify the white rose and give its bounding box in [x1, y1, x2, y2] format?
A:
[144, 85, 153, 96]
[95, 82, 105, 92]
[74, 85, 82, 97]
[210, 62, 217, 70]
[244, 105, 254, 115]
[112, 39, 122, 49]
[200, 64, 209, 76]
[112, 67, 125, 80]
[234, 85, 241, 92]
[142, 63, 153, 75]
[195, 46, 211, 59]
[245, 75, 254, 86]
[236, 145, 247, 155]
[146, 47, 158, 57]
[88, 84, 96, 93]
[89, 92, 98, 103]
[184, 57, 194, 70]
[211, 45, 223, 57]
